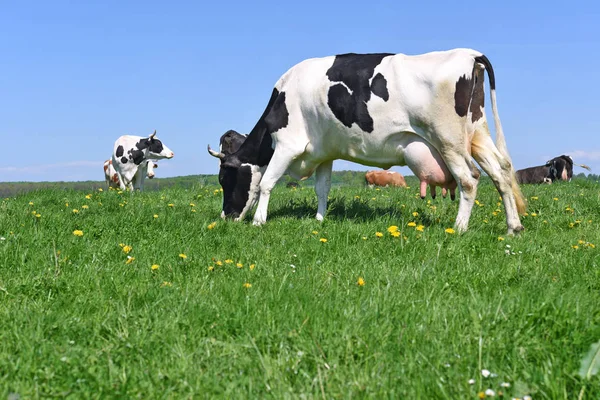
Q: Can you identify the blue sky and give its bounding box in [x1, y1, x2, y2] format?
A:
[1, 1, 598, 182]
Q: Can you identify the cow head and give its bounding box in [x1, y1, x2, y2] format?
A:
[547, 155, 573, 182]
[134, 131, 175, 161]
[147, 162, 158, 179]
[207, 144, 263, 220]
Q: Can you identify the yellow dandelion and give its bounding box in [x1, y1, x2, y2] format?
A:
[117, 191, 123, 195]
[543, 220, 548, 224]
[357, 277, 365, 286]
[236, 262, 243, 268]
[572, 245, 579, 250]
[28, 201, 34, 206]
[498, 236, 505, 241]
[153, 214, 158, 219]
[354, 195, 360, 199]
[189, 203, 196, 207]
[207, 222, 217, 230]
[569, 223, 575, 228]
[208, 266, 214, 271]
[81, 205, 89, 209]
[243, 282, 252, 288]
[122, 245, 132, 254]
[320, 238, 328, 243]
[578, 240, 585, 244]
[225, 259, 233, 264]
[168, 203, 174, 207]
[312, 230, 319, 235]
[375, 232, 383, 238]
[125, 256, 135, 264]
[387, 225, 399, 233]
[161, 281, 172, 287]
[390, 231, 401, 237]
[65, 203, 69, 207]
[588, 243, 596, 249]
[530, 212, 537, 217]
[445, 228, 455, 234]
[72, 230, 84, 237]
[98, 188, 103, 192]
[531, 196, 538, 200]
[216, 260, 223, 266]
[412, 212, 419, 217]
[35, 213, 41, 218]
[72, 209, 79, 214]
[416, 225, 424, 232]
[191, 209, 196, 213]
[483, 219, 488, 223]
[553, 197, 558, 201]
[31, 211, 36, 215]
[492, 211, 498, 216]
[249, 264, 256, 271]
[362, 236, 367, 240]
[85, 194, 92, 200]
[407, 222, 416, 227]
[179, 253, 188, 259]
[151, 264, 160, 270]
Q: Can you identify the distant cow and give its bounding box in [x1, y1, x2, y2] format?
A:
[365, 171, 406, 188]
[104, 159, 159, 189]
[208, 49, 526, 234]
[112, 130, 174, 191]
[516, 155, 590, 184]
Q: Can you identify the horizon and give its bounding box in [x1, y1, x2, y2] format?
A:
[1, 1, 599, 182]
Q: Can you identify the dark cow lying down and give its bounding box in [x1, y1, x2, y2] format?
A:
[208, 49, 526, 234]
[516, 155, 591, 184]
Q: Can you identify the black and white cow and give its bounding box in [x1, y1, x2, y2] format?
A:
[112, 131, 174, 191]
[208, 49, 526, 234]
[516, 155, 591, 184]
[104, 159, 158, 189]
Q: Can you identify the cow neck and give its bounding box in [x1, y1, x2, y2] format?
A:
[233, 88, 280, 167]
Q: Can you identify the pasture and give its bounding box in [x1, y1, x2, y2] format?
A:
[1, 177, 599, 398]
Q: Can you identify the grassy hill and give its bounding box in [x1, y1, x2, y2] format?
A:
[0, 176, 599, 397]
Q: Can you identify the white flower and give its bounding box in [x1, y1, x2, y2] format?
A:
[506, 244, 511, 248]
[481, 369, 491, 377]
[500, 382, 510, 388]
[523, 396, 532, 400]
[485, 389, 496, 397]
[468, 379, 475, 385]
[505, 249, 511, 255]
[0, 236, 5, 241]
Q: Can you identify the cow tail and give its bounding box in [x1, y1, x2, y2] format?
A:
[476, 55, 526, 215]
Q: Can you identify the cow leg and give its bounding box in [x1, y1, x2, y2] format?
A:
[252, 148, 300, 226]
[315, 160, 333, 221]
[441, 150, 480, 233]
[419, 181, 427, 199]
[471, 130, 524, 235]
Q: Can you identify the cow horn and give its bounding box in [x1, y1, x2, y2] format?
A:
[207, 144, 225, 159]
[149, 130, 157, 139]
[576, 163, 592, 171]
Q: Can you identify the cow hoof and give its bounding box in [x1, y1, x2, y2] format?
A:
[420, 196, 425, 200]
[316, 214, 324, 222]
[507, 225, 525, 236]
[431, 195, 436, 200]
[450, 195, 456, 201]
[252, 219, 265, 226]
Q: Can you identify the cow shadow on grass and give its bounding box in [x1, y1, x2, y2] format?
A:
[268, 196, 439, 223]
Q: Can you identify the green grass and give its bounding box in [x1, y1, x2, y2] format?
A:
[1, 178, 599, 398]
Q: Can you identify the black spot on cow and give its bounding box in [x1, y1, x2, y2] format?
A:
[370, 73, 389, 101]
[264, 91, 289, 135]
[116, 145, 124, 157]
[121, 157, 128, 164]
[129, 149, 145, 165]
[326, 53, 393, 133]
[470, 70, 484, 122]
[454, 69, 485, 123]
[454, 75, 473, 118]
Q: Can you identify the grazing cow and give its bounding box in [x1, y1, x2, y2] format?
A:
[112, 131, 174, 191]
[365, 170, 407, 188]
[516, 155, 591, 184]
[104, 159, 158, 189]
[208, 49, 526, 234]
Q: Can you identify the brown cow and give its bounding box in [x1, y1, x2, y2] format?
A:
[365, 170, 407, 188]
